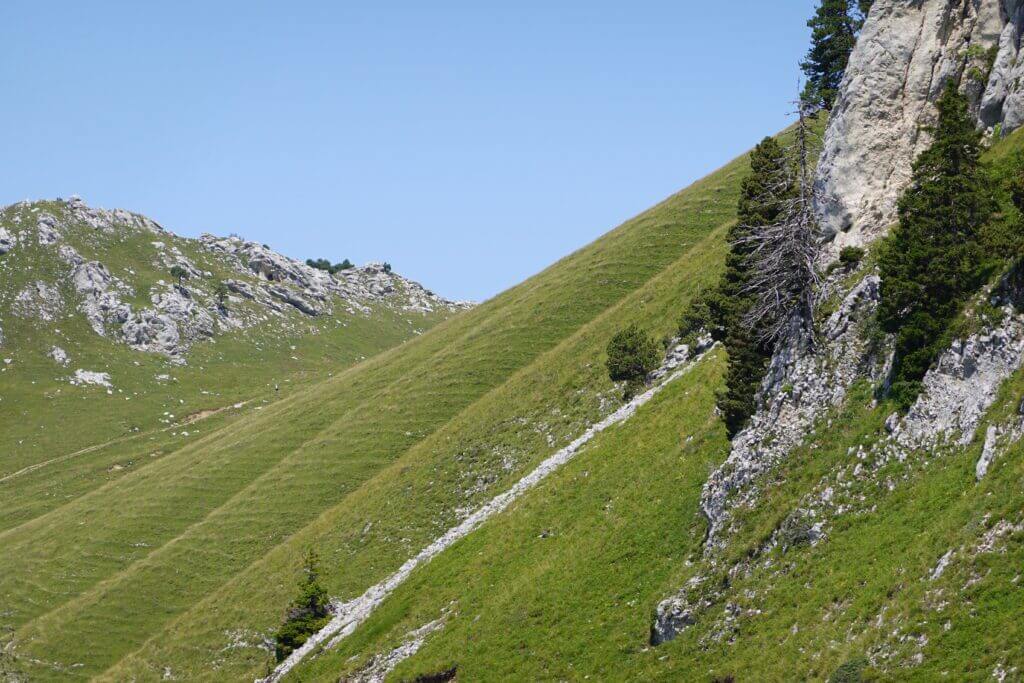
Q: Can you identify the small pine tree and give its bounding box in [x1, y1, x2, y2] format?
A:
[801, 0, 860, 109]
[274, 549, 332, 662]
[879, 82, 996, 409]
[214, 281, 230, 306]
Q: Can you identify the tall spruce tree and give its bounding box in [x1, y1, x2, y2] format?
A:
[801, 0, 859, 109]
[717, 137, 793, 437]
[879, 82, 995, 409]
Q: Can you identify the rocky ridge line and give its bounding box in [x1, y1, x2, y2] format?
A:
[0, 197, 471, 363]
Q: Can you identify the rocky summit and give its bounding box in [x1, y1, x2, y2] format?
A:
[0, 196, 470, 363]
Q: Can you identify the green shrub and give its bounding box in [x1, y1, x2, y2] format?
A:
[214, 281, 230, 306]
[778, 514, 815, 551]
[677, 290, 724, 345]
[274, 549, 332, 662]
[838, 246, 865, 266]
[306, 258, 354, 275]
[828, 657, 872, 683]
[888, 379, 923, 412]
[606, 324, 660, 398]
[169, 265, 189, 282]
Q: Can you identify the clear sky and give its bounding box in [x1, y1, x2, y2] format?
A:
[0, 1, 817, 302]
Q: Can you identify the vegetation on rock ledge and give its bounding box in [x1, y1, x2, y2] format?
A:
[879, 83, 996, 409]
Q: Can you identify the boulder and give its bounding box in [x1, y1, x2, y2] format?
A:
[0, 227, 15, 254]
[36, 212, 61, 245]
[70, 369, 112, 388]
[49, 346, 70, 367]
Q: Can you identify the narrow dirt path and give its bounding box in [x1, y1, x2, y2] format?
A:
[0, 401, 250, 486]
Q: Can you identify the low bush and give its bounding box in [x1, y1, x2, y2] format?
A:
[828, 657, 872, 683]
[606, 324, 660, 399]
[306, 258, 354, 274]
[838, 246, 865, 266]
[678, 290, 725, 346]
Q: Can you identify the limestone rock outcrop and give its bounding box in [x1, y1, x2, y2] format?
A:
[0, 197, 471, 363]
[0, 227, 15, 254]
[816, 0, 1024, 254]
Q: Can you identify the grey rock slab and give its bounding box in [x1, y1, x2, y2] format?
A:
[817, 0, 1010, 256]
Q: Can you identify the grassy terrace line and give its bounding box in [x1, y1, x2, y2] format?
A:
[3, 136, 754, 680]
[0, 197, 454, 534]
[262, 344, 715, 682]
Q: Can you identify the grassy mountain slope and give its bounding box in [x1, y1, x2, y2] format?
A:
[280, 131, 1024, 682]
[297, 377, 1023, 682]
[2, 141, 752, 681]
[0, 199, 460, 533]
[12, 124, 1019, 683]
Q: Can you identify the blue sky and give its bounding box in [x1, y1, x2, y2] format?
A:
[0, 1, 816, 301]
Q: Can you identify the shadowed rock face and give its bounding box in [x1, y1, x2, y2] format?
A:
[815, 0, 1024, 255]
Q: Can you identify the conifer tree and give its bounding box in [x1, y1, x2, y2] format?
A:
[801, 0, 860, 109]
[719, 137, 791, 332]
[717, 137, 793, 436]
[274, 549, 332, 662]
[879, 82, 995, 409]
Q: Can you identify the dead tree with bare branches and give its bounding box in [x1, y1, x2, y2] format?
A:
[742, 101, 822, 345]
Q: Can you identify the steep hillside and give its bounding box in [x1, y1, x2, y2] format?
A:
[276, 134, 1024, 683]
[0, 142, 752, 681]
[8, 5, 1024, 681]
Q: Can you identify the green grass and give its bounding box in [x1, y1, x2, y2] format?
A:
[0, 140, 750, 680]
[265, 129, 1024, 682]
[281, 344, 1024, 682]
[8, 122, 1021, 683]
[0, 199, 452, 491]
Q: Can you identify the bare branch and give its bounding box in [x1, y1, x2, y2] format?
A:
[738, 98, 822, 345]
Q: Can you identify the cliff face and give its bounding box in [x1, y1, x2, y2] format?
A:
[651, 4, 1024, 653]
[816, 0, 1024, 253]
